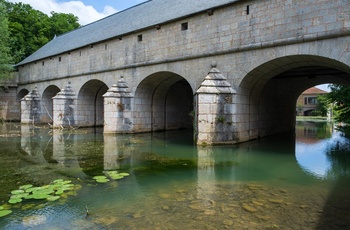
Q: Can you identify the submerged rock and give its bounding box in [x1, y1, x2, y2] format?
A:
[241, 204, 258, 213]
[22, 215, 47, 227]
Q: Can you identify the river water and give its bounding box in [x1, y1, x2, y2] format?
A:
[0, 121, 349, 229]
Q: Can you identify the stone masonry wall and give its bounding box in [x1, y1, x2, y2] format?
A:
[17, 0, 349, 84]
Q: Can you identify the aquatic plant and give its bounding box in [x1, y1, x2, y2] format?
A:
[93, 176, 110, 183]
[92, 171, 130, 183]
[0, 179, 79, 218]
[0, 207, 12, 217]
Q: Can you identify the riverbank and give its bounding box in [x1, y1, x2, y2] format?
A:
[296, 116, 331, 122]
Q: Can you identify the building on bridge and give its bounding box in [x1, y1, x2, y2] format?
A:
[11, 0, 350, 144]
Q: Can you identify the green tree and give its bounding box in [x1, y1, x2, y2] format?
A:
[0, 0, 13, 79]
[313, 94, 329, 117]
[326, 84, 350, 124]
[6, 2, 51, 63]
[4, 1, 80, 64]
[49, 12, 80, 38]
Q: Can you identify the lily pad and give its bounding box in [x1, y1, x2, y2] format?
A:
[0, 210, 12, 217]
[47, 196, 60, 202]
[32, 188, 54, 195]
[118, 173, 130, 176]
[11, 190, 25, 195]
[26, 187, 42, 193]
[10, 193, 30, 199]
[19, 184, 33, 190]
[96, 178, 110, 183]
[8, 198, 22, 204]
[93, 176, 107, 180]
[109, 175, 124, 180]
[55, 190, 64, 195]
[32, 194, 51, 200]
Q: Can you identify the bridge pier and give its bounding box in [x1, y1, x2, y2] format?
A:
[103, 77, 134, 133]
[196, 67, 237, 145]
[52, 82, 76, 128]
[20, 88, 41, 124]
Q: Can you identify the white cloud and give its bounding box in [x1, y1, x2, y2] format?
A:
[7, 0, 117, 25]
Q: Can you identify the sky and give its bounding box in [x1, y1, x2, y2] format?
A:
[316, 84, 330, 92]
[7, 0, 148, 25]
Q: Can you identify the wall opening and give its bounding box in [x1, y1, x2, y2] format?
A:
[239, 55, 350, 142]
[134, 72, 193, 133]
[42, 85, 60, 124]
[77, 80, 108, 127]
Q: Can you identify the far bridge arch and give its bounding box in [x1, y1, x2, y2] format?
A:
[77, 80, 108, 127]
[238, 54, 350, 141]
[133, 72, 193, 132]
[41, 85, 60, 124]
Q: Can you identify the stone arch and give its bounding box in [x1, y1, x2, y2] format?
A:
[238, 55, 350, 141]
[41, 85, 60, 124]
[134, 71, 193, 132]
[17, 88, 29, 100]
[77, 80, 108, 127]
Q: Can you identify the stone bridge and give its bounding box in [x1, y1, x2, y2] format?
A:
[13, 0, 350, 144]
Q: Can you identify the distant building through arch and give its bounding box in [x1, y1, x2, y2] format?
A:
[296, 87, 328, 116]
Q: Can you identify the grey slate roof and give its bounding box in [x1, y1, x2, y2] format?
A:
[16, 0, 239, 66]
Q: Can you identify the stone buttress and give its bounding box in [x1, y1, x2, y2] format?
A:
[196, 66, 237, 145]
[52, 82, 76, 128]
[103, 77, 134, 133]
[21, 87, 41, 124]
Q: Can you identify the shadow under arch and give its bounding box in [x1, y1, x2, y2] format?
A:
[77, 79, 108, 127]
[134, 71, 193, 133]
[238, 54, 350, 140]
[41, 85, 60, 124]
[17, 88, 29, 101]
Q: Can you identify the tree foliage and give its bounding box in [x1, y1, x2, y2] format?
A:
[0, 0, 13, 79]
[326, 84, 350, 124]
[311, 94, 329, 117]
[3, 0, 80, 64]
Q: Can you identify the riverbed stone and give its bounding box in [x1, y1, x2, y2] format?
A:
[223, 219, 234, 226]
[268, 199, 284, 204]
[241, 204, 258, 213]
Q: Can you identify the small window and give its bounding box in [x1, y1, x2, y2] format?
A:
[181, 22, 188, 31]
[42, 61, 45, 66]
[58, 57, 61, 62]
[105, 44, 108, 50]
[137, 34, 143, 41]
[246, 5, 250, 15]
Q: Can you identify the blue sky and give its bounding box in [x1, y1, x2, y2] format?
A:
[79, 0, 147, 12]
[7, 0, 148, 25]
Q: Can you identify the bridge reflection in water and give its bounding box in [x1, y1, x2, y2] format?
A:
[0, 121, 349, 229]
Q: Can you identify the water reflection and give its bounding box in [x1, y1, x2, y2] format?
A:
[11, 122, 350, 186]
[295, 121, 350, 179]
[0, 122, 350, 229]
[14, 122, 349, 184]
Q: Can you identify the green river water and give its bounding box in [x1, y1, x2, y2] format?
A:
[0, 121, 349, 229]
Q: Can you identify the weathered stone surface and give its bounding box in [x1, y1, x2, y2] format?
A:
[14, 0, 350, 144]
